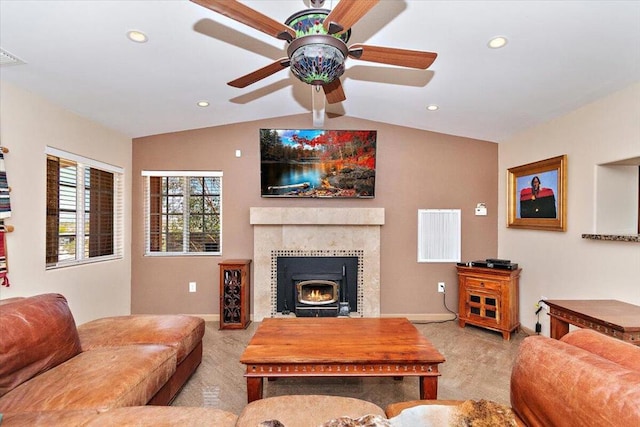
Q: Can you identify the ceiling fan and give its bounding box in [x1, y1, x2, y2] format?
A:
[191, 0, 437, 122]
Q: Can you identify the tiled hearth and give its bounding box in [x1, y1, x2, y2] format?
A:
[250, 207, 385, 321]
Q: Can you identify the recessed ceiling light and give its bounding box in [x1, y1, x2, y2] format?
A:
[488, 36, 508, 49]
[426, 104, 439, 111]
[197, 101, 210, 107]
[127, 30, 148, 43]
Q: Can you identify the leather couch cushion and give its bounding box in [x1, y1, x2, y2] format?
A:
[1, 406, 238, 427]
[510, 335, 640, 427]
[0, 345, 177, 412]
[236, 395, 386, 427]
[78, 315, 205, 363]
[560, 328, 640, 372]
[0, 293, 81, 397]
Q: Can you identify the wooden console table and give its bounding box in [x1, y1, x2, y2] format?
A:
[545, 299, 640, 345]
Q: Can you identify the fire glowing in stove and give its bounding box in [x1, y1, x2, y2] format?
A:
[306, 289, 333, 302]
[296, 280, 339, 306]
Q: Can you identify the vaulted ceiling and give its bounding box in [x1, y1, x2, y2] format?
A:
[1, 0, 639, 142]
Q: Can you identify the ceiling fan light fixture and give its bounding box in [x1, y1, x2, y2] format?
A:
[197, 101, 210, 107]
[287, 35, 348, 85]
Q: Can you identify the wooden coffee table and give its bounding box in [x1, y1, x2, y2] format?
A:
[546, 299, 640, 345]
[239, 317, 445, 402]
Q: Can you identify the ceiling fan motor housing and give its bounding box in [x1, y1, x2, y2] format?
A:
[284, 9, 351, 41]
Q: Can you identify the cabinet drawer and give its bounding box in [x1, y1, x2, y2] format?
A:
[465, 277, 501, 291]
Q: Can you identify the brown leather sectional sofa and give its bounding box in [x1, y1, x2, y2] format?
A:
[0, 293, 237, 425]
[2, 293, 639, 426]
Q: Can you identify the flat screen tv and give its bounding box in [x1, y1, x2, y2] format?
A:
[260, 129, 377, 198]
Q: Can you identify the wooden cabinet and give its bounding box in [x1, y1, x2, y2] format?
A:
[457, 266, 521, 340]
[219, 259, 251, 330]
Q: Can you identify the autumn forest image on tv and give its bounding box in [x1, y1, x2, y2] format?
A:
[260, 129, 377, 198]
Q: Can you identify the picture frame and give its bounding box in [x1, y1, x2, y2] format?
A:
[507, 155, 567, 231]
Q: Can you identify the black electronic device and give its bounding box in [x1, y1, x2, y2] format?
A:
[485, 258, 511, 265]
[471, 260, 519, 270]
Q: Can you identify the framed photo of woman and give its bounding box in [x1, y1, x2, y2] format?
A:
[507, 155, 567, 231]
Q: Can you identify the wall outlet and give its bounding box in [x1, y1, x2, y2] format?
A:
[438, 282, 446, 293]
[189, 282, 197, 293]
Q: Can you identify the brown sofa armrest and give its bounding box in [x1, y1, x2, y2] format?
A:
[560, 328, 640, 372]
[78, 315, 204, 364]
[511, 335, 640, 427]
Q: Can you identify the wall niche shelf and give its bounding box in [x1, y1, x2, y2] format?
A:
[581, 234, 639, 243]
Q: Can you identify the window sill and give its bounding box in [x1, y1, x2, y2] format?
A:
[46, 254, 123, 270]
[581, 234, 639, 243]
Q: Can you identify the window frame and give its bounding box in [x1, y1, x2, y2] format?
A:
[142, 170, 223, 256]
[45, 147, 124, 269]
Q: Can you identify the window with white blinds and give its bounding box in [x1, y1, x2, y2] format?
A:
[417, 209, 461, 263]
[45, 147, 124, 269]
[142, 171, 222, 256]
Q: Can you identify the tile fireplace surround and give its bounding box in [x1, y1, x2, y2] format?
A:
[250, 207, 385, 321]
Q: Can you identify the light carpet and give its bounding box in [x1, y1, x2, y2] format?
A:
[171, 319, 527, 415]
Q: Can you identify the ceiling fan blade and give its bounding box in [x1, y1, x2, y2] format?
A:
[323, 79, 346, 104]
[323, 0, 379, 35]
[228, 58, 291, 88]
[348, 44, 438, 69]
[190, 0, 296, 42]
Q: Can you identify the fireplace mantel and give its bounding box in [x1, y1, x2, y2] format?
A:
[250, 207, 384, 320]
[250, 207, 385, 226]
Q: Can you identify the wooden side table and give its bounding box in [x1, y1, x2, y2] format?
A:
[219, 259, 251, 330]
[545, 299, 640, 345]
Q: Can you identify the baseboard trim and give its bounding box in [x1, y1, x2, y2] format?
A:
[192, 313, 461, 323]
[382, 313, 458, 322]
[188, 314, 219, 322]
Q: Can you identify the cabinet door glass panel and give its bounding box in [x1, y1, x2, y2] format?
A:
[222, 269, 242, 324]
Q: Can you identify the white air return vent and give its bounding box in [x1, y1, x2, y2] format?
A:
[417, 209, 461, 263]
[0, 49, 26, 66]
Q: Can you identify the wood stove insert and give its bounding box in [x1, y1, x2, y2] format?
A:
[277, 256, 358, 317]
[294, 275, 341, 317]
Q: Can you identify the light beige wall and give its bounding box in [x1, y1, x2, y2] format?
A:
[132, 115, 498, 318]
[499, 82, 640, 334]
[0, 82, 132, 325]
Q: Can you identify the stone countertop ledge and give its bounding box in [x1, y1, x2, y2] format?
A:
[581, 234, 639, 242]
